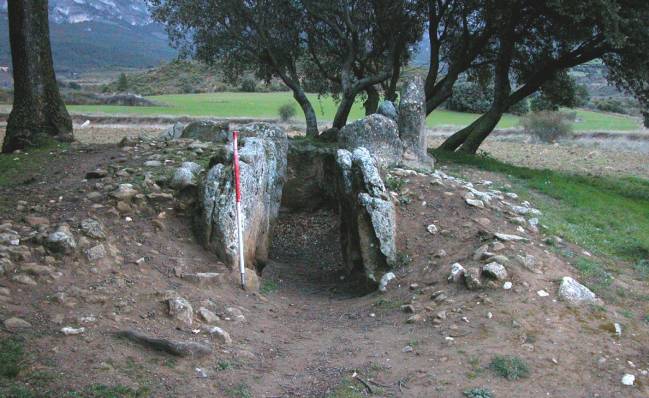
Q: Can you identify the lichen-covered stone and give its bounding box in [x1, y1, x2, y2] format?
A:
[377, 100, 398, 121]
[180, 120, 229, 142]
[398, 76, 434, 169]
[194, 123, 288, 283]
[336, 147, 396, 288]
[338, 114, 403, 168]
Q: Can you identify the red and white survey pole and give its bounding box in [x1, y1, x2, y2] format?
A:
[232, 130, 246, 289]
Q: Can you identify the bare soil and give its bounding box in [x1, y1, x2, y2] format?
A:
[0, 128, 648, 397]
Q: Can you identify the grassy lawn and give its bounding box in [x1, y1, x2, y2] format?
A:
[433, 149, 649, 287]
[65, 92, 642, 131]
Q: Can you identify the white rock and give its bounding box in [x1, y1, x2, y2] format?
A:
[495, 232, 529, 242]
[168, 297, 193, 326]
[621, 374, 635, 386]
[208, 326, 232, 345]
[448, 263, 465, 283]
[61, 326, 85, 335]
[537, 290, 550, 297]
[503, 281, 513, 290]
[379, 272, 396, 292]
[558, 276, 597, 304]
[482, 262, 508, 280]
[426, 224, 438, 234]
[466, 198, 485, 208]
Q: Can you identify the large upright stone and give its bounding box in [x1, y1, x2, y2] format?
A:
[338, 114, 403, 168]
[336, 147, 397, 288]
[194, 123, 288, 281]
[180, 120, 230, 142]
[398, 76, 433, 168]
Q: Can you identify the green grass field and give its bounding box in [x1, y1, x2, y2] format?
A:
[66, 92, 642, 131]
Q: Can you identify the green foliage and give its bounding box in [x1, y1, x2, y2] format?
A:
[592, 98, 627, 114]
[574, 257, 613, 292]
[240, 79, 257, 93]
[64, 384, 150, 398]
[117, 73, 129, 92]
[260, 279, 279, 294]
[431, 150, 649, 265]
[278, 103, 297, 122]
[464, 387, 495, 398]
[216, 361, 233, 371]
[633, 259, 649, 280]
[385, 175, 406, 192]
[521, 111, 572, 143]
[446, 82, 492, 114]
[0, 338, 24, 379]
[489, 355, 530, 381]
[225, 383, 252, 398]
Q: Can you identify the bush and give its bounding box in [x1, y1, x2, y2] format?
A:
[446, 82, 491, 114]
[240, 78, 257, 92]
[0, 338, 24, 378]
[464, 387, 494, 398]
[68, 81, 82, 90]
[489, 355, 530, 380]
[508, 98, 529, 115]
[278, 103, 297, 122]
[521, 111, 572, 143]
[116, 73, 129, 92]
[530, 95, 558, 112]
[592, 98, 626, 114]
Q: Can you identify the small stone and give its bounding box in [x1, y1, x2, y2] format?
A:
[406, 314, 425, 323]
[491, 242, 506, 251]
[516, 254, 542, 274]
[61, 326, 85, 335]
[474, 217, 491, 227]
[80, 218, 106, 240]
[436, 310, 447, 320]
[434, 249, 448, 258]
[85, 169, 108, 179]
[24, 216, 49, 227]
[448, 263, 465, 283]
[208, 326, 232, 345]
[464, 267, 482, 290]
[144, 160, 162, 167]
[426, 224, 438, 234]
[85, 244, 107, 262]
[379, 272, 396, 292]
[558, 276, 597, 304]
[466, 198, 485, 208]
[168, 297, 193, 326]
[537, 290, 550, 297]
[46, 225, 77, 254]
[4, 317, 32, 331]
[494, 232, 529, 242]
[225, 307, 245, 322]
[621, 374, 635, 386]
[12, 274, 37, 286]
[503, 281, 513, 290]
[482, 262, 508, 280]
[198, 307, 220, 324]
[402, 345, 414, 353]
[111, 184, 138, 201]
[401, 304, 415, 314]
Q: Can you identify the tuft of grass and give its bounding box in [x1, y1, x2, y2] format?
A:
[464, 387, 495, 398]
[224, 383, 252, 398]
[574, 257, 613, 292]
[489, 355, 530, 381]
[260, 279, 279, 295]
[216, 361, 233, 371]
[633, 259, 649, 280]
[433, 150, 649, 265]
[0, 338, 25, 379]
[325, 378, 365, 398]
[385, 175, 406, 192]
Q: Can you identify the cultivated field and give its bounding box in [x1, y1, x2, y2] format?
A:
[49, 92, 645, 131]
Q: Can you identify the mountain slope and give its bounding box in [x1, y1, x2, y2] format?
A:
[0, 1, 175, 73]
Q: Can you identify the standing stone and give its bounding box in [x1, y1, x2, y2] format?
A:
[336, 147, 397, 288]
[338, 114, 403, 168]
[194, 123, 287, 282]
[180, 120, 229, 142]
[377, 100, 398, 121]
[398, 76, 434, 169]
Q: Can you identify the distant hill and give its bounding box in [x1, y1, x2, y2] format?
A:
[0, 0, 176, 75]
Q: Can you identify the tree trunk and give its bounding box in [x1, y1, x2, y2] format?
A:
[292, 87, 319, 137]
[363, 86, 379, 116]
[3, 0, 72, 153]
[455, 110, 505, 154]
[333, 94, 356, 129]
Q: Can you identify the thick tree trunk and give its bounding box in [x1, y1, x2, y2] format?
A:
[3, 0, 72, 153]
[456, 110, 505, 154]
[292, 87, 319, 137]
[333, 94, 356, 129]
[363, 86, 379, 116]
